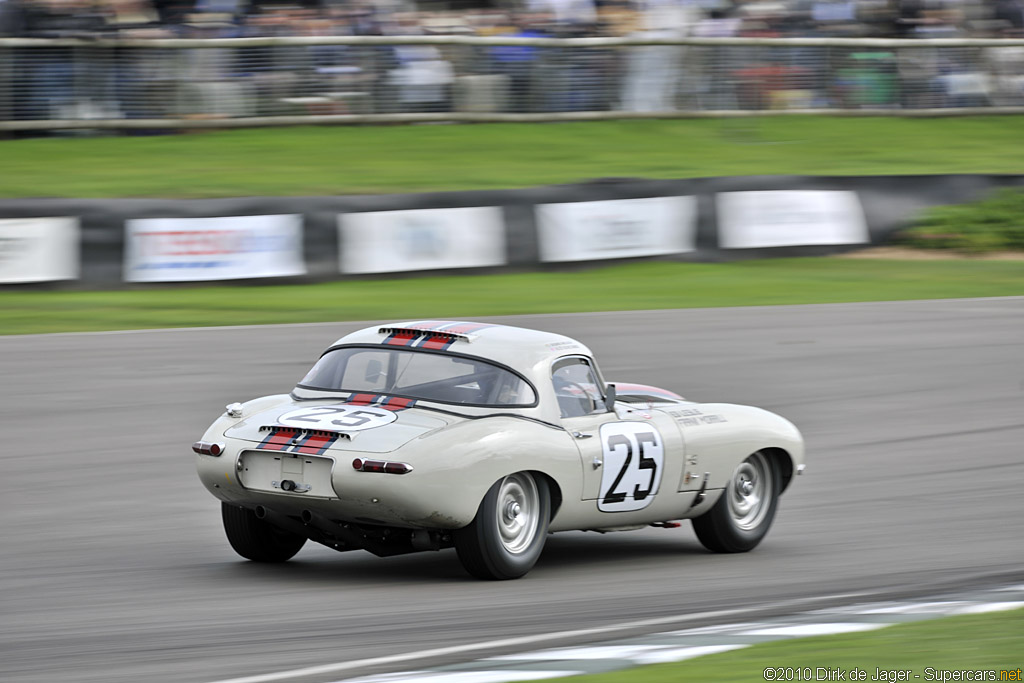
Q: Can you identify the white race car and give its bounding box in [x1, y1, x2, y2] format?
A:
[195, 321, 805, 579]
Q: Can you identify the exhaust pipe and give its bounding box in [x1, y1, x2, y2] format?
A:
[254, 506, 445, 558]
[300, 509, 432, 557]
[251, 505, 323, 543]
[300, 508, 350, 539]
[299, 508, 369, 552]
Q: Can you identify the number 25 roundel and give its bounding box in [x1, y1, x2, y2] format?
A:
[598, 422, 665, 512]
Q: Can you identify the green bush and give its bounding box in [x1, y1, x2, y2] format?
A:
[897, 188, 1024, 253]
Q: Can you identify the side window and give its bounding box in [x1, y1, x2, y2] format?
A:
[552, 357, 605, 418]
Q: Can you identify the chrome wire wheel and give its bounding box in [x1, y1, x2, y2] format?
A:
[727, 452, 774, 531]
[495, 473, 540, 555]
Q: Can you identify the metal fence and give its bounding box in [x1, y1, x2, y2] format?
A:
[3, 35, 1024, 130]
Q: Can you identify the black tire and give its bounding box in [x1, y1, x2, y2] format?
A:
[221, 503, 307, 562]
[692, 451, 780, 553]
[454, 473, 550, 580]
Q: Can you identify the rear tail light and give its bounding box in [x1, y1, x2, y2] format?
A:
[193, 441, 224, 456]
[352, 458, 413, 475]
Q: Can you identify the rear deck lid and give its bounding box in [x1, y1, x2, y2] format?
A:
[223, 396, 450, 454]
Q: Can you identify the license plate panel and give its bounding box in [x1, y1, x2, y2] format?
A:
[238, 450, 336, 498]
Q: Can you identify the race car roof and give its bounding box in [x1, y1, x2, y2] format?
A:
[329, 321, 594, 371]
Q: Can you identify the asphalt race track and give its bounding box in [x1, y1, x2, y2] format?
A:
[2, 298, 1023, 683]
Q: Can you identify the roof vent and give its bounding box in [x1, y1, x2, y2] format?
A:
[377, 327, 475, 343]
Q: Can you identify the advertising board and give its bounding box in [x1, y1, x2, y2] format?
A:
[124, 215, 305, 282]
[536, 196, 697, 262]
[717, 191, 869, 249]
[339, 207, 506, 274]
[0, 217, 79, 284]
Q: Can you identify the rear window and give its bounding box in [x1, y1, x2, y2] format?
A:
[298, 346, 536, 407]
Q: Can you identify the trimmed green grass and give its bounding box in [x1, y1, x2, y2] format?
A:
[2, 117, 1024, 198]
[565, 608, 1024, 683]
[3, 258, 1023, 335]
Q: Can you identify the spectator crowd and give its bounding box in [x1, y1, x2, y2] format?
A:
[1, 0, 1023, 126]
[2, 0, 1023, 41]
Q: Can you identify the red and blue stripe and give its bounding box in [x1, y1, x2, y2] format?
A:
[345, 394, 418, 411]
[382, 322, 496, 349]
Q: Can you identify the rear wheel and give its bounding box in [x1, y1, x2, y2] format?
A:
[454, 472, 550, 580]
[221, 503, 307, 562]
[692, 451, 780, 553]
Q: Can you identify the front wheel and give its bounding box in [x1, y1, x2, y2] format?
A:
[221, 503, 307, 562]
[454, 472, 550, 580]
[692, 451, 780, 553]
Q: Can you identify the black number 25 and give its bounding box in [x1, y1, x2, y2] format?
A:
[287, 406, 380, 428]
[602, 431, 659, 505]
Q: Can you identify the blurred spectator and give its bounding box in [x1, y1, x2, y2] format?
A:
[177, 12, 248, 118]
[994, 0, 1024, 32]
[897, 45, 942, 106]
[488, 13, 547, 112]
[6, 0, 106, 121]
[1, 0, 20, 35]
[809, 0, 860, 36]
[621, 0, 699, 112]
[693, 6, 741, 36]
[384, 11, 453, 112]
[985, 40, 1024, 103]
[527, 0, 598, 25]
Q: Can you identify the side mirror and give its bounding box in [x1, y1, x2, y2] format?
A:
[604, 383, 617, 412]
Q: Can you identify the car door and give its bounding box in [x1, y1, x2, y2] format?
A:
[554, 356, 666, 513]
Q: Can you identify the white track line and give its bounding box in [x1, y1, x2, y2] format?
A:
[205, 591, 872, 683]
[953, 601, 1024, 614]
[738, 623, 889, 637]
[340, 671, 584, 683]
[854, 601, 969, 615]
[489, 645, 668, 662]
[632, 644, 749, 665]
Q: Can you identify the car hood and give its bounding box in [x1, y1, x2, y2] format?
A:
[222, 398, 452, 454]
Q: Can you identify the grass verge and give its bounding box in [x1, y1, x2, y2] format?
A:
[3, 117, 1024, 198]
[564, 608, 1024, 683]
[3, 258, 1023, 335]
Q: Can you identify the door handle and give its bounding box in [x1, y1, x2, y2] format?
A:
[572, 431, 593, 440]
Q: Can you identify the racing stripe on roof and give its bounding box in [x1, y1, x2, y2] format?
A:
[419, 334, 455, 351]
[384, 330, 418, 346]
[379, 322, 496, 347]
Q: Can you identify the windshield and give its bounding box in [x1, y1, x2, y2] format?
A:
[297, 346, 537, 408]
